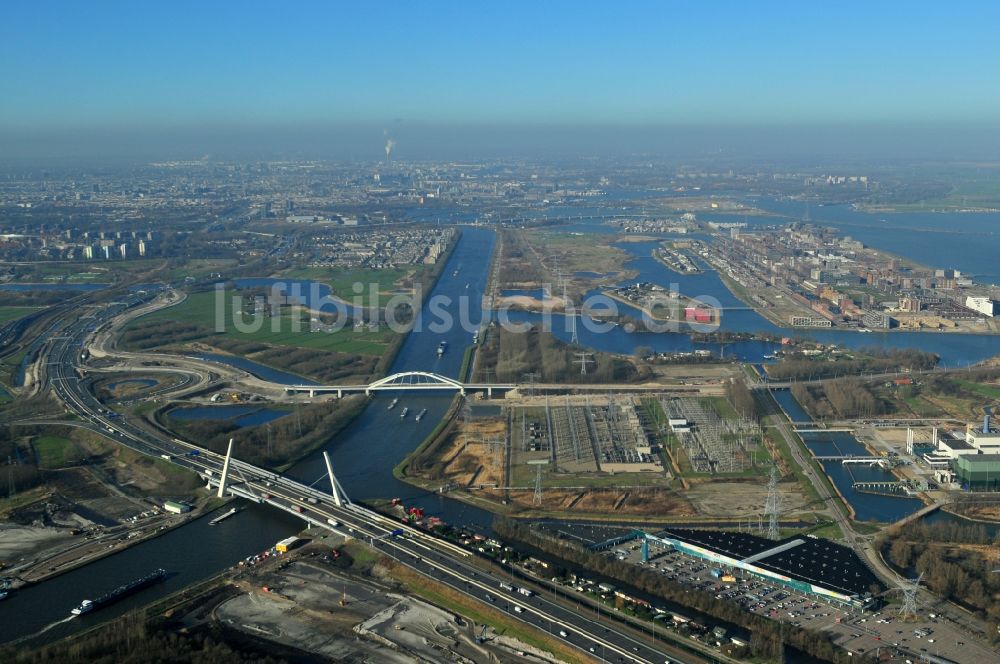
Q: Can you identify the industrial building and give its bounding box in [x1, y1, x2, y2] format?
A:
[965, 415, 1000, 452]
[639, 528, 881, 608]
[954, 454, 1000, 491]
[965, 296, 998, 317]
[163, 500, 192, 514]
[925, 415, 1000, 488]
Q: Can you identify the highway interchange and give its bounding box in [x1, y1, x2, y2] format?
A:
[39, 292, 689, 664]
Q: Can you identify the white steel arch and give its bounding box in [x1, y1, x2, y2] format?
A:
[366, 371, 465, 394]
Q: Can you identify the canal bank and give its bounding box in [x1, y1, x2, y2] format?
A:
[0, 228, 496, 646]
[770, 390, 925, 523]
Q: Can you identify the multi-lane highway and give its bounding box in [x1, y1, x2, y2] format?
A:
[42, 292, 689, 664]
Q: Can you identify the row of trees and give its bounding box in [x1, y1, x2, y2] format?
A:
[494, 517, 853, 664]
[767, 348, 938, 382]
[477, 325, 649, 384]
[0, 431, 44, 497]
[498, 230, 546, 284]
[165, 396, 366, 469]
[725, 379, 760, 422]
[211, 338, 378, 383]
[791, 378, 889, 420]
[121, 319, 211, 350]
[922, 366, 1000, 400]
[880, 521, 1000, 627]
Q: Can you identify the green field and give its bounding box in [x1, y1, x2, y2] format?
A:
[34, 436, 80, 468]
[0, 306, 41, 323]
[134, 290, 396, 354]
[954, 379, 1000, 400]
[282, 266, 411, 306]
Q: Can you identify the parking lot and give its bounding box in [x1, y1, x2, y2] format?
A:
[609, 540, 995, 663]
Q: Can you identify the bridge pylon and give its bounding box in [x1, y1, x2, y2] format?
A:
[323, 451, 350, 507]
[217, 437, 234, 499]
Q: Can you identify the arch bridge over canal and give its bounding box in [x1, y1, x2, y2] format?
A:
[284, 370, 515, 397]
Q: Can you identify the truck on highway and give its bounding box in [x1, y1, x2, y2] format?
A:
[326, 518, 341, 527]
[306, 497, 319, 505]
[517, 587, 534, 597]
[499, 581, 513, 591]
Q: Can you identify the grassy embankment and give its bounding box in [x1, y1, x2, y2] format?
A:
[0, 306, 41, 324]
[393, 395, 462, 481]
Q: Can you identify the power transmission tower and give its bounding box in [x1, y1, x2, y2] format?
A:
[522, 372, 539, 397]
[562, 275, 579, 345]
[765, 466, 781, 540]
[575, 352, 592, 376]
[488, 436, 504, 471]
[899, 573, 923, 620]
[533, 464, 544, 506]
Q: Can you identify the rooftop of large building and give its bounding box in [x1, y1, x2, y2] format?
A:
[658, 528, 882, 598]
[940, 437, 975, 450]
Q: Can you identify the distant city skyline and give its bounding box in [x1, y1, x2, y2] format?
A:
[3, 1, 1000, 160]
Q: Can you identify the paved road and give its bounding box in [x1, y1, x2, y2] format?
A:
[42, 292, 692, 664]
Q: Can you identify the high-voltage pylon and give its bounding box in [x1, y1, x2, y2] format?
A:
[899, 572, 923, 620]
[575, 352, 592, 375]
[533, 464, 544, 506]
[487, 436, 504, 471]
[562, 276, 579, 345]
[522, 372, 539, 395]
[765, 466, 781, 540]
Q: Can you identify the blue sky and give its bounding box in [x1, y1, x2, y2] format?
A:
[2, 1, 999, 130]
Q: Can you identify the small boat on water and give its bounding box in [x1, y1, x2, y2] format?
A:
[387, 398, 399, 410]
[437, 341, 447, 357]
[400, 407, 409, 419]
[209, 507, 239, 525]
[415, 408, 427, 422]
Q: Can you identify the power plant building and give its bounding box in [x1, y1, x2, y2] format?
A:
[954, 454, 1000, 491]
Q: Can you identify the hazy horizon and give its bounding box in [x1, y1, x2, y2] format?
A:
[5, 1, 1000, 163]
[4, 122, 1000, 164]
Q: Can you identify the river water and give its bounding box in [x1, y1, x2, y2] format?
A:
[770, 390, 924, 523]
[503, 238, 1000, 366]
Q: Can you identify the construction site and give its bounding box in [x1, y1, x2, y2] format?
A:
[400, 395, 699, 520]
[397, 392, 819, 522]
